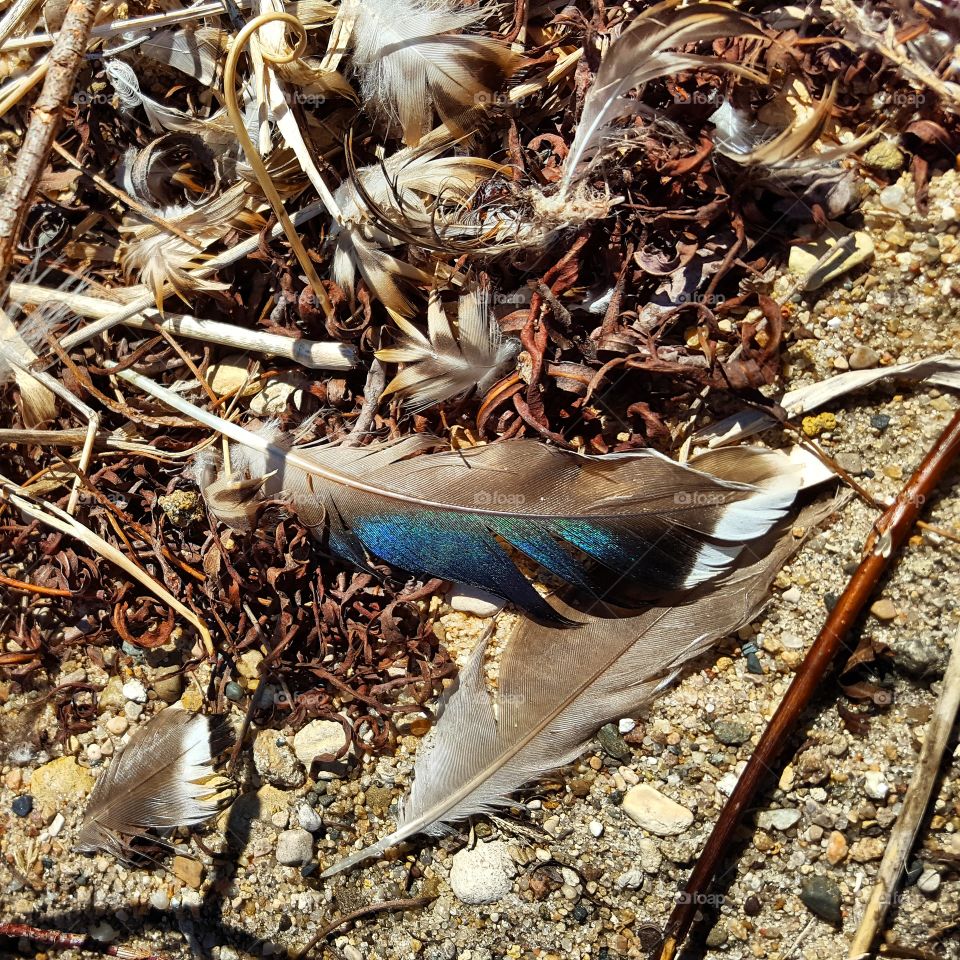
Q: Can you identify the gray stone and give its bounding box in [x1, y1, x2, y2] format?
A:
[597, 723, 631, 762]
[834, 452, 865, 476]
[757, 808, 802, 832]
[275, 828, 313, 866]
[712, 720, 751, 746]
[800, 875, 842, 923]
[296, 803, 323, 833]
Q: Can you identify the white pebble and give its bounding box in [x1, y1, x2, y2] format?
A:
[621, 784, 694, 836]
[449, 840, 514, 904]
[589, 820, 604, 837]
[448, 585, 505, 618]
[297, 803, 323, 833]
[150, 889, 170, 911]
[618, 718, 636, 734]
[85, 743, 102, 763]
[917, 867, 941, 894]
[717, 773, 739, 796]
[47, 812, 65, 837]
[863, 771, 890, 802]
[122, 679, 147, 704]
[615, 867, 644, 890]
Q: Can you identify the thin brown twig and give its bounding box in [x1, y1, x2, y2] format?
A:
[0, 0, 100, 291]
[659, 409, 960, 960]
[294, 896, 434, 959]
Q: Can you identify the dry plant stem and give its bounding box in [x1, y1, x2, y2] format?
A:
[0, 0, 99, 291]
[0, 922, 166, 960]
[51, 142, 203, 249]
[295, 897, 434, 960]
[59, 199, 328, 350]
[660, 409, 960, 960]
[0, 0, 40, 48]
[223, 12, 335, 318]
[848, 618, 960, 959]
[0, 477, 213, 655]
[9, 281, 356, 370]
[0, 347, 98, 515]
[0, 54, 47, 118]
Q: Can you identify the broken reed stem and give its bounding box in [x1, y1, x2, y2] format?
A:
[660, 408, 960, 960]
[848, 618, 960, 959]
[0, 0, 40, 49]
[223, 11, 335, 320]
[8, 281, 356, 370]
[0, 0, 99, 291]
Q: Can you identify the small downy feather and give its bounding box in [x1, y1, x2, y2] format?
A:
[76, 705, 233, 859]
[344, 0, 523, 146]
[321, 471, 837, 876]
[140, 25, 227, 86]
[377, 287, 520, 409]
[119, 184, 253, 308]
[331, 140, 502, 314]
[559, 0, 762, 197]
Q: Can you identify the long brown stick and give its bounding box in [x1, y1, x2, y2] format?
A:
[660, 408, 960, 959]
[0, 0, 99, 290]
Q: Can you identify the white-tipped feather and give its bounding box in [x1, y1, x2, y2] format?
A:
[559, 1, 762, 195]
[76, 706, 232, 859]
[377, 287, 519, 408]
[345, 0, 522, 145]
[321, 487, 836, 877]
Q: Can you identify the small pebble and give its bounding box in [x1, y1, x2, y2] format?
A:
[863, 771, 889, 801]
[618, 718, 636, 735]
[848, 344, 880, 370]
[275, 828, 313, 867]
[588, 820, 604, 838]
[615, 867, 644, 890]
[713, 719, 751, 746]
[870, 414, 891, 431]
[597, 723, 631, 762]
[800, 875, 842, 923]
[834, 452, 864, 476]
[105, 716, 128, 736]
[757, 808, 801, 832]
[122, 679, 148, 704]
[297, 803, 323, 833]
[448, 585, 505, 618]
[825, 831, 848, 866]
[253, 731, 305, 790]
[621, 784, 694, 836]
[917, 867, 941, 895]
[870, 599, 898, 621]
[12, 795, 33, 817]
[224, 681, 244, 702]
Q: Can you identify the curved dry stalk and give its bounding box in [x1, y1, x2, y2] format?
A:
[0, 476, 213, 656]
[848, 619, 960, 959]
[222, 11, 334, 319]
[0, 0, 41, 49]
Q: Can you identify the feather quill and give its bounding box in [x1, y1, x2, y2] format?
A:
[321, 475, 836, 876]
[559, 0, 762, 196]
[76, 706, 233, 859]
[376, 287, 520, 409]
[345, 0, 523, 146]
